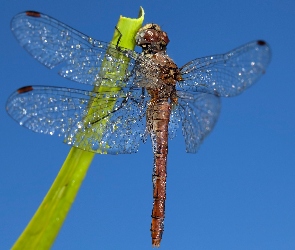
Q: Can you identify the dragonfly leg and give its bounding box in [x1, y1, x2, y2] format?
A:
[114, 26, 122, 48]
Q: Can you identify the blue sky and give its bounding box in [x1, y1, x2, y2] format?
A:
[1, 0, 294, 249]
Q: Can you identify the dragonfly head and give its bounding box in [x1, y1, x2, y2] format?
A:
[135, 23, 170, 54]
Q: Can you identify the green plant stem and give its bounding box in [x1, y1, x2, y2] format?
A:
[12, 7, 144, 250]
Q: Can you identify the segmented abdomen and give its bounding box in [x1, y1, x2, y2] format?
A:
[147, 100, 171, 247]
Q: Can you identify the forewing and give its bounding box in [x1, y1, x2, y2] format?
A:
[179, 41, 271, 97]
[177, 91, 221, 153]
[11, 11, 137, 87]
[6, 86, 147, 154]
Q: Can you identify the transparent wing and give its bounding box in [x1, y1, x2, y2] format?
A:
[175, 91, 221, 153]
[6, 86, 148, 154]
[168, 105, 181, 140]
[11, 11, 138, 87]
[179, 40, 271, 97]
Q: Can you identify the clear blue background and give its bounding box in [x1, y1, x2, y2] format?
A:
[1, 0, 294, 249]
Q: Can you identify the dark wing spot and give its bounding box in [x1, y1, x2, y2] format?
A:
[257, 40, 266, 46]
[26, 11, 41, 17]
[17, 86, 33, 94]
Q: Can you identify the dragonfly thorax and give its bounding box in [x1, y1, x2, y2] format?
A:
[135, 24, 181, 104]
[145, 53, 180, 104]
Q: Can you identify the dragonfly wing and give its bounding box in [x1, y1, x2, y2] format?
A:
[11, 11, 137, 87]
[177, 91, 221, 153]
[6, 86, 147, 154]
[168, 104, 181, 140]
[179, 40, 271, 97]
[96, 87, 148, 154]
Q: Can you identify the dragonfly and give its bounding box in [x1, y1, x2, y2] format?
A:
[7, 11, 271, 247]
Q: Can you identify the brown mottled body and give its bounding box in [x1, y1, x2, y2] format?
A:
[136, 24, 182, 247]
[147, 100, 170, 247]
